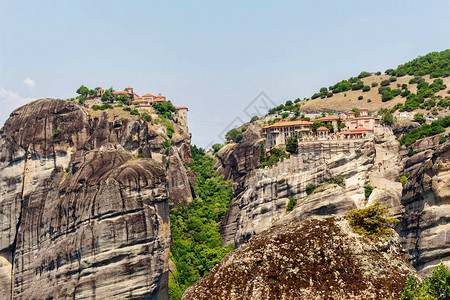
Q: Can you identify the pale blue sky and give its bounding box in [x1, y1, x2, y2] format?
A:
[1, 0, 449, 147]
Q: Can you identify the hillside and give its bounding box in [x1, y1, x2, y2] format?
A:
[268, 49, 450, 117]
[300, 74, 449, 115]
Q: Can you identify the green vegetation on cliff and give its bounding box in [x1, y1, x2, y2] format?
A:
[169, 145, 234, 299]
[399, 115, 450, 146]
[345, 200, 399, 237]
[391, 262, 450, 300]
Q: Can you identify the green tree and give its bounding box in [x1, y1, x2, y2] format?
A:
[286, 135, 298, 154]
[76, 85, 89, 97]
[414, 113, 426, 125]
[312, 121, 325, 132]
[381, 111, 395, 126]
[395, 262, 450, 300]
[225, 129, 243, 143]
[153, 101, 177, 118]
[212, 143, 222, 153]
[351, 107, 360, 117]
[260, 141, 266, 163]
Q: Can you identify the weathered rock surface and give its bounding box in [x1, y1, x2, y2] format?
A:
[400, 135, 450, 275]
[216, 125, 263, 195]
[221, 128, 403, 247]
[0, 99, 192, 299]
[183, 216, 420, 300]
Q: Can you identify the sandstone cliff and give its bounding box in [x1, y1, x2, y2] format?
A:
[183, 216, 420, 300]
[0, 99, 193, 299]
[400, 134, 450, 275]
[220, 127, 404, 247]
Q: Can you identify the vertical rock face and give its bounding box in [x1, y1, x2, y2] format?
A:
[0, 99, 192, 299]
[400, 136, 450, 275]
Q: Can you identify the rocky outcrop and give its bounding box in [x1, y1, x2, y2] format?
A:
[184, 216, 420, 300]
[0, 99, 192, 299]
[400, 135, 450, 275]
[216, 125, 263, 195]
[221, 128, 404, 247]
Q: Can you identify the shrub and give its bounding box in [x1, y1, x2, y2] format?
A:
[306, 184, 316, 195]
[123, 107, 131, 112]
[166, 123, 174, 139]
[212, 143, 222, 153]
[439, 136, 446, 144]
[380, 79, 391, 86]
[400, 175, 408, 186]
[364, 185, 373, 199]
[329, 176, 345, 187]
[413, 113, 426, 124]
[375, 71, 381, 75]
[260, 147, 289, 168]
[362, 86, 370, 92]
[250, 116, 259, 123]
[382, 92, 394, 102]
[351, 81, 364, 90]
[371, 82, 378, 87]
[358, 71, 371, 78]
[130, 109, 140, 116]
[367, 99, 372, 103]
[53, 130, 62, 137]
[286, 198, 297, 212]
[401, 90, 411, 97]
[408, 149, 414, 157]
[152, 101, 177, 119]
[141, 112, 152, 122]
[399, 116, 450, 146]
[136, 153, 145, 158]
[358, 96, 363, 100]
[345, 200, 399, 237]
[389, 77, 397, 82]
[396, 262, 450, 300]
[401, 83, 407, 90]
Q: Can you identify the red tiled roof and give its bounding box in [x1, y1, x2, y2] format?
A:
[317, 116, 340, 121]
[263, 120, 313, 129]
[142, 93, 155, 97]
[156, 93, 165, 98]
[351, 127, 372, 132]
[126, 87, 133, 89]
[175, 106, 188, 109]
[317, 126, 330, 131]
[113, 91, 127, 94]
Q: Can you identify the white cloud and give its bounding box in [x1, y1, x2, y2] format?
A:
[23, 78, 36, 89]
[0, 87, 34, 127]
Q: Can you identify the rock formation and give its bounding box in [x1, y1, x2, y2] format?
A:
[183, 216, 421, 300]
[0, 99, 192, 299]
[400, 134, 450, 275]
[220, 127, 404, 247]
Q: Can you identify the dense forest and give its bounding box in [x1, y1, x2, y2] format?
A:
[168, 146, 234, 299]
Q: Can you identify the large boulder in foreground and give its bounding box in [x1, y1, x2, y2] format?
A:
[183, 216, 420, 300]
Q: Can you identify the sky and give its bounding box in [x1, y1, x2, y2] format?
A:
[1, 0, 449, 148]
